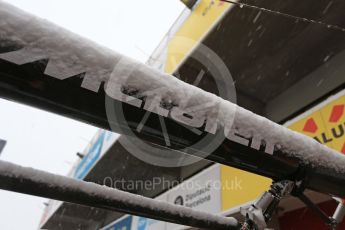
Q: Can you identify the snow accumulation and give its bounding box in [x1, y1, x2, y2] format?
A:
[1, 0, 345, 172]
[0, 160, 238, 228]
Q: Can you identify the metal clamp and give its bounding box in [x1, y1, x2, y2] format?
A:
[240, 180, 294, 230]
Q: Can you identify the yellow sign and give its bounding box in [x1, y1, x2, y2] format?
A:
[165, 0, 231, 73]
[220, 166, 271, 211]
[221, 92, 345, 212]
[287, 93, 345, 154]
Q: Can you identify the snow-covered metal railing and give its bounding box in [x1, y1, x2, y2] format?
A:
[1, 0, 345, 204]
[0, 160, 239, 230]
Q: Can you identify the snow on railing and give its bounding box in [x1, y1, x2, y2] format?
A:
[0, 160, 239, 230]
[1, 0, 345, 173]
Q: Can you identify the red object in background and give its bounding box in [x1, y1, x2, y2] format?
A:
[303, 118, 318, 133]
[280, 200, 345, 230]
[329, 105, 345, 123]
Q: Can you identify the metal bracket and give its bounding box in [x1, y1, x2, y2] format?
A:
[240, 180, 295, 230]
[332, 201, 345, 229]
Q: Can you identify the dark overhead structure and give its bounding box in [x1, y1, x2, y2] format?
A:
[177, 0, 345, 123]
[180, 0, 199, 9]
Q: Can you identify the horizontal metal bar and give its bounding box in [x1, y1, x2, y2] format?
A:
[0, 160, 239, 230]
[0, 1, 345, 199]
[0, 1, 298, 182]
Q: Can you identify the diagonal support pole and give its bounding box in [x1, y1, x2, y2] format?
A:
[297, 193, 337, 229]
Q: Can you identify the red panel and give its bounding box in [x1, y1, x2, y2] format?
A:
[280, 200, 345, 230]
[303, 118, 318, 133]
[329, 105, 345, 123]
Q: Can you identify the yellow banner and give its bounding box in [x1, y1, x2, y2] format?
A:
[220, 166, 271, 211]
[288, 94, 345, 154]
[221, 93, 345, 212]
[165, 0, 231, 73]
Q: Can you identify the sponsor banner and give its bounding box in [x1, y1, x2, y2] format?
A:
[220, 166, 271, 212]
[103, 130, 119, 154]
[166, 165, 222, 230]
[147, 0, 231, 74]
[286, 90, 345, 155]
[74, 130, 119, 180]
[102, 215, 133, 230]
[74, 130, 105, 179]
[165, 0, 231, 73]
[135, 218, 164, 230]
[221, 90, 345, 213]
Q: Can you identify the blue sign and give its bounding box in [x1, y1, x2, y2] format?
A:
[137, 217, 159, 230]
[74, 131, 105, 179]
[137, 217, 148, 230]
[104, 216, 133, 230]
